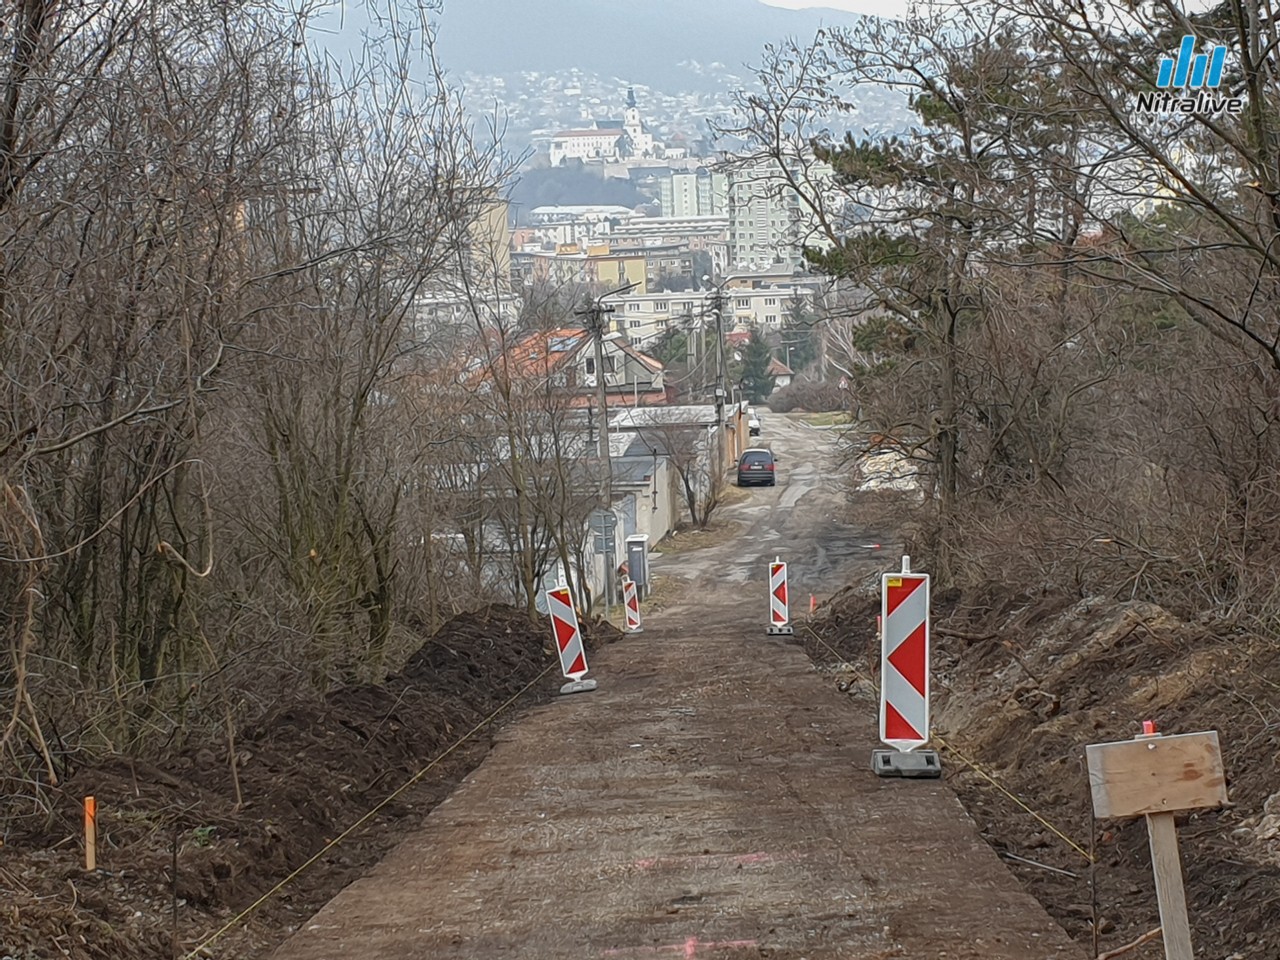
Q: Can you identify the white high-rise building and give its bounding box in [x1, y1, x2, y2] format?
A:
[726, 158, 833, 272]
[659, 169, 728, 218]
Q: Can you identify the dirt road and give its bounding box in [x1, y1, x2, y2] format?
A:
[270, 414, 1084, 960]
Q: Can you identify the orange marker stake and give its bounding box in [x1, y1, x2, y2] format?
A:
[84, 796, 97, 872]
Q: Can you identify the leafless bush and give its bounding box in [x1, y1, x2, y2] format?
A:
[767, 378, 847, 413]
[0, 0, 522, 816]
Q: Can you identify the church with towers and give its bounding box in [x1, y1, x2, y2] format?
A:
[548, 88, 665, 166]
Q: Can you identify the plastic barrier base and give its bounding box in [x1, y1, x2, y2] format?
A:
[871, 748, 942, 779]
[559, 678, 598, 696]
[766, 624, 794, 636]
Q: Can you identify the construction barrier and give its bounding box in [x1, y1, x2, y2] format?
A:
[545, 586, 595, 694]
[767, 558, 793, 636]
[623, 579, 642, 633]
[879, 558, 930, 751]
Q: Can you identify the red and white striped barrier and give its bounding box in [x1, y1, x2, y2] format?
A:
[545, 585, 596, 695]
[623, 579, 642, 633]
[879, 559, 930, 751]
[767, 558, 793, 635]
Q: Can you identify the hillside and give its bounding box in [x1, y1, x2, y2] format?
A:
[432, 0, 861, 89]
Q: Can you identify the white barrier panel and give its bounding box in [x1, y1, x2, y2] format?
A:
[879, 567, 930, 752]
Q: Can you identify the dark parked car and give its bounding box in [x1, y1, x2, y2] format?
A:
[737, 448, 777, 486]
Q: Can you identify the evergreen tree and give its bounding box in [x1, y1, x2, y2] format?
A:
[780, 295, 817, 371]
[740, 328, 775, 403]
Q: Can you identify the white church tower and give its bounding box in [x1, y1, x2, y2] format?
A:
[622, 87, 659, 158]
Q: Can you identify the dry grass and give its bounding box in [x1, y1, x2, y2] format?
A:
[641, 575, 687, 613]
[652, 517, 746, 557]
[601, 575, 686, 628]
[799, 412, 854, 427]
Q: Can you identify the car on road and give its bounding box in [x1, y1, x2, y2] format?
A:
[748, 415, 761, 436]
[737, 447, 777, 486]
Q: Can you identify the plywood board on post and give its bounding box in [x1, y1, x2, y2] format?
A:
[1086, 730, 1227, 819]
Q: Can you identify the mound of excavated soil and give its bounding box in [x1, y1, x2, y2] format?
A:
[804, 586, 1280, 960]
[1, 606, 622, 960]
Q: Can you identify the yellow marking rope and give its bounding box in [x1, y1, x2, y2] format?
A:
[182, 663, 556, 959]
[933, 734, 1094, 864]
[799, 618, 1095, 865]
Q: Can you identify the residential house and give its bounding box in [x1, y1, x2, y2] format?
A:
[482, 327, 669, 409]
[766, 356, 795, 391]
[610, 406, 722, 527]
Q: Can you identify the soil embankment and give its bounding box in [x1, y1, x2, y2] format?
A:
[2, 606, 621, 960]
[805, 585, 1280, 959]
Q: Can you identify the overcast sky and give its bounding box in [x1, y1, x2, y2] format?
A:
[760, 0, 913, 17]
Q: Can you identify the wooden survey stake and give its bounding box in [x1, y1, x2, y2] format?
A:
[84, 796, 97, 872]
[1086, 727, 1227, 960]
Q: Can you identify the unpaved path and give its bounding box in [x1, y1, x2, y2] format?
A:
[270, 415, 1084, 960]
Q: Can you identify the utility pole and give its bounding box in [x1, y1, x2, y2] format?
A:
[703, 273, 729, 472]
[590, 315, 611, 460]
[576, 280, 638, 613]
[577, 281, 637, 462]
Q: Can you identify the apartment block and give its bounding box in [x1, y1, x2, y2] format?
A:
[658, 169, 728, 218]
[726, 157, 834, 272]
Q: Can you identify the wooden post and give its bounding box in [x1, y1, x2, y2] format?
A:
[84, 796, 97, 872]
[1146, 812, 1194, 960]
[1086, 725, 1227, 960]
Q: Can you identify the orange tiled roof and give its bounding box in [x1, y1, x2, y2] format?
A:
[766, 357, 794, 377]
[502, 327, 589, 379]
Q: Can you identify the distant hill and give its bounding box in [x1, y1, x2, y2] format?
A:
[510, 165, 647, 217]
[432, 0, 861, 89]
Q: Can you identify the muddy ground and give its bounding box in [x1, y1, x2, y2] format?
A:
[1, 606, 621, 960]
[802, 583, 1280, 960]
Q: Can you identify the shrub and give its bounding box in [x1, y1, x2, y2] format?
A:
[768, 378, 847, 413]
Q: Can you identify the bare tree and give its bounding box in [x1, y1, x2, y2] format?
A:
[0, 0, 522, 809]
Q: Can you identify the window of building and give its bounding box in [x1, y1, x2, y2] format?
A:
[736, 298, 750, 308]
[765, 298, 777, 306]
[629, 319, 642, 329]
[766, 314, 778, 324]
[655, 301, 668, 310]
[584, 356, 619, 375]
[627, 302, 641, 312]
